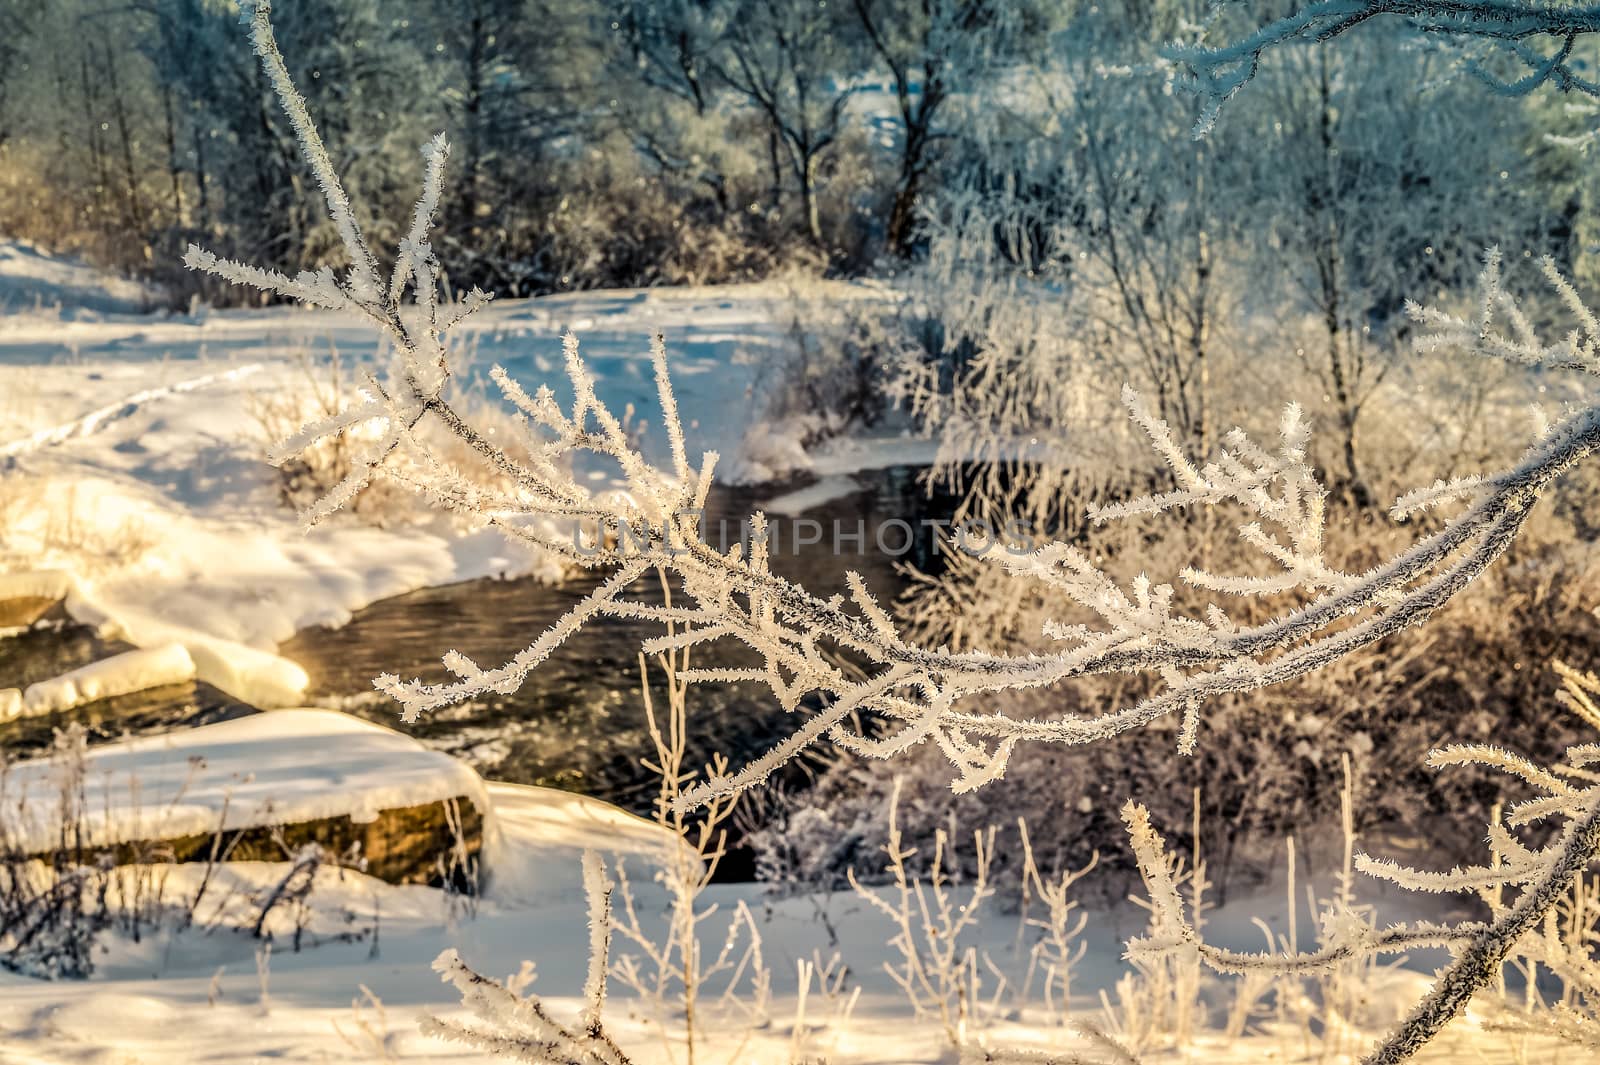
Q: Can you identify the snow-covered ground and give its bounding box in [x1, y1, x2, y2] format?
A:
[0, 241, 160, 317]
[2, 641, 195, 722]
[0, 812, 1565, 1065]
[0, 702, 1537, 1064]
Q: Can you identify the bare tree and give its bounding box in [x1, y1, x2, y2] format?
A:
[602, 0, 738, 215]
[425, 0, 591, 249]
[708, 0, 857, 248]
[0, 0, 44, 152]
[849, 0, 1009, 258]
[1244, 31, 1530, 504]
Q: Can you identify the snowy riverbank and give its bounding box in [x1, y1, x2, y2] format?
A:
[0, 258, 912, 709]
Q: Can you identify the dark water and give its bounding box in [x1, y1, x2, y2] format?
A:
[279, 466, 960, 819]
[0, 613, 124, 689]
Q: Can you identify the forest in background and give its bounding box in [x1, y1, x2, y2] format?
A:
[0, 0, 1595, 310]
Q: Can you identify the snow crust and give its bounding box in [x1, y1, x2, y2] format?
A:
[760, 472, 864, 515]
[0, 569, 116, 632]
[0, 839, 1545, 1064]
[480, 780, 684, 906]
[0, 364, 264, 459]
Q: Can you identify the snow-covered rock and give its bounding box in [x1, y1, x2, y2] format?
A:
[11, 643, 195, 719]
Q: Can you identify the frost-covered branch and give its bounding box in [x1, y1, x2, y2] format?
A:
[1407, 247, 1600, 375]
[606, 632, 772, 1056]
[186, 5, 1600, 1059]
[192, 2, 1600, 822]
[1123, 659, 1600, 1063]
[1164, 1, 1600, 133]
[423, 851, 630, 1065]
[848, 778, 1000, 1046]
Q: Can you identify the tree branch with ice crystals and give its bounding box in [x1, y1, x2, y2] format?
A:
[197, 5, 1600, 1060]
[1163, 2, 1600, 135]
[424, 851, 631, 1065]
[1123, 659, 1600, 1063]
[193, 4, 1600, 818]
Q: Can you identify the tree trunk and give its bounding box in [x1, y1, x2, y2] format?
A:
[191, 108, 210, 231]
[162, 85, 184, 222]
[1316, 52, 1371, 508]
[766, 126, 783, 212]
[1189, 150, 1212, 455]
[102, 40, 145, 236]
[800, 153, 824, 248]
[886, 134, 925, 257]
[460, 9, 486, 237]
